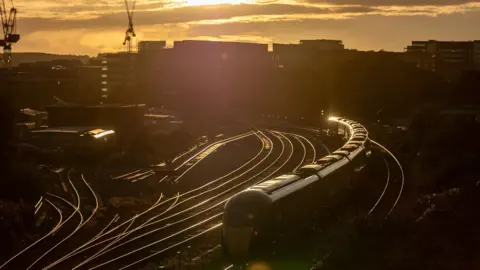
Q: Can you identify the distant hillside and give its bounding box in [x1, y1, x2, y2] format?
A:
[10, 53, 90, 67]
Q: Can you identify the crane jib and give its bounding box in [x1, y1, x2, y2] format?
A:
[123, 0, 137, 53]
[0, 0, 19, 69]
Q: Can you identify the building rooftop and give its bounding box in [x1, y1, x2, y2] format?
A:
[31, 126, 115, 138]
[300, 39, 343, 43]
[47, 104, 146, 109]
[31, 126, 98, 134]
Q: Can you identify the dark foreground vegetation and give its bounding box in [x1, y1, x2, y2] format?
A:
[310, 113, 480, 270]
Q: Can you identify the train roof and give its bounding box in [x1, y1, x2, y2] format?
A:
[294, 164, 327, 177]
[331, 150, 350, 157]
[248, 174, 301, 195]
[324, 154, 344, 161]
[348, 147, 365, 159]
[317, 157, 349, 177]
[268, 155, 350, 201]
[350, 135, 367, 142]
[269, 174, 319, 201]
[239, 116, 370, 204]
[340, 144, 359, 151]
[298, 164, 326, 171]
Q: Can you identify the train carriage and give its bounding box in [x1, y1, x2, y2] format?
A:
[222, 156, 356, 263]
[222, 117, 371, 265]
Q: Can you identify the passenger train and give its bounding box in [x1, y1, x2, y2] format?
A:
[221, 117, 371, 264]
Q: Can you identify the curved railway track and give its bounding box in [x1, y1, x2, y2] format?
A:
[0, 128, 322, 270]
[366, 139, 405, 217]
[79, 129, 305, 269]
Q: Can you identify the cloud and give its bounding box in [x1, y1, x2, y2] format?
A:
[15, 9, 480, 55]
[12, 0, 480, 55]
[308, 0, 480, 6]
[18, 3, 375, 34]
[186, 10, 480, 51]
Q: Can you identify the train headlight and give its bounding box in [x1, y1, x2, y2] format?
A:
[328, 116, 339, 121]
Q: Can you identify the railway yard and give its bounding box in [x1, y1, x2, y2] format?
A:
[0, 123, 405, 270]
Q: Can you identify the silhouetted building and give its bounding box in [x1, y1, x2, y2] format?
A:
[299, 40, 344, 51]
[28, 126, 116, 153]
[404, 40, 480, 81]
[89, 57, 102, 66]
[78, 66, 102, 104]
[475, 42, 480, 70]
[1, 60, 101, 107]
[137, 45, 174, 108]
[17, 59, 83, 69]
[172, 40, 270, 68]
[138, 41, 166, 53]
[100, 53, 137, 103]
[273, 39, 345, 68]
[46, 104, 145, 139]
[135, 40, 272, 112]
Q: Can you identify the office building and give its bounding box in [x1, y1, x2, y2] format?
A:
[100, 53, 137, 103]
[404, 40, 480, 80]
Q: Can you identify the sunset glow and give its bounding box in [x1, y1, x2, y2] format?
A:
[184, 0, 251, 6]
[11, 0, 480, 55]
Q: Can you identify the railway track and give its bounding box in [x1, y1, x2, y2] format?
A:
[238, 126, 405, 270]
[0, 128, 319, 270]
[46, 132, 266, 269]
[282, 125, 404, 219]
[366, 139, 405, 218]
[77, 129, 309, 269]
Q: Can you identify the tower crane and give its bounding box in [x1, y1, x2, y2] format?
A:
[123, 0, 136, 53]
[0, 0, 20, 69]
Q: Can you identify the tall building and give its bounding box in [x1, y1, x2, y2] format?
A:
[404, 40, 480, 80]
[137, 41, 173, 108]
[100, 53, 137, 103]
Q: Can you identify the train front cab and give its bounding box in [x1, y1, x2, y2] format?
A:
[222, 190, 273, 264]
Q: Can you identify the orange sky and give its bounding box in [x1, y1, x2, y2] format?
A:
[10, 0, 480, 55]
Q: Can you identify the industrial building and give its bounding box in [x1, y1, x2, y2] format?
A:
[46, 104, 145, 139]
[404, 40, 480, 80]
[29, 127, 116, 153]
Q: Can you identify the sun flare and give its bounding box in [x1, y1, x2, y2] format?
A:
[184, 0, 251, 6]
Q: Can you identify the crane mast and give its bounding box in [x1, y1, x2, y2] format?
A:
[123, 0, 136, 53]
[0, 0, 20, 69]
